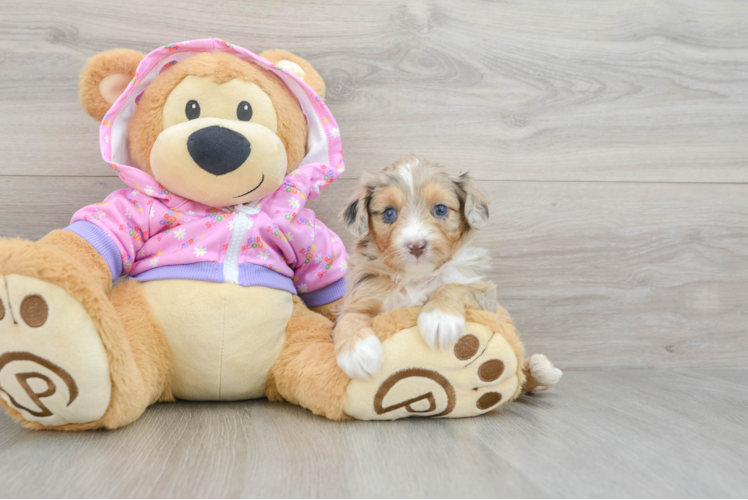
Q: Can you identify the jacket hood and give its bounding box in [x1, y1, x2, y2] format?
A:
[99, 39, 343, 205]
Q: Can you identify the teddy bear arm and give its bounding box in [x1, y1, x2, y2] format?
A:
[37, 230, 113, 291]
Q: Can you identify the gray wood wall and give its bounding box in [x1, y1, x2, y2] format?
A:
[1, 0, 746, 369]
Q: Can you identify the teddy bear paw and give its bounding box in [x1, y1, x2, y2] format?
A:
[0, 274, 111, 427]
[343, 321, 520, 420]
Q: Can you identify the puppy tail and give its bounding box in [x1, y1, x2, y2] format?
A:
[522, 353, 563, 393]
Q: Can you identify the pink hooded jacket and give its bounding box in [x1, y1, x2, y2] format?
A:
[65, 39, 348, 306]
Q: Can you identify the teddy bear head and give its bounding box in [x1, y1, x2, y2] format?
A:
[79, 45, 326, 207]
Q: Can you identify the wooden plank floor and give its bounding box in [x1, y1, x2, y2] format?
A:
[0, 370, 746, 498]
[1, 0, 747, 497]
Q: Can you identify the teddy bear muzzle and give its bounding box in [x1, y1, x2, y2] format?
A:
[149, 117, 288, 207]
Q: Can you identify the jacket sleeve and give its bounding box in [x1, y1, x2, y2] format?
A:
[286, 162, 344, 203]
[288, 211, 348, 306]
[267, 164, 348, 306]
[64, 189, 156, 280]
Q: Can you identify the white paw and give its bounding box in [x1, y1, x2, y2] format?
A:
[336, 335, 383, 379]
[417, 310, 465, 350]
[528, 353, 563, 391]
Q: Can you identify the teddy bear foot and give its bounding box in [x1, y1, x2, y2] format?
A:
[343, 320, 520, 420]
[0, 274, 111, 427]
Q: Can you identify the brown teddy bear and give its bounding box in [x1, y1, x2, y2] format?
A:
[0, 39, 553, 430]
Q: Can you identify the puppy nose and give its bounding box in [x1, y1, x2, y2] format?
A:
[187, 126, 251, 176]
[407, 240, 427, 257]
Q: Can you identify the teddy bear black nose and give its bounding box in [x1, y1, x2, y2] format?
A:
[187, 126, 251, 176]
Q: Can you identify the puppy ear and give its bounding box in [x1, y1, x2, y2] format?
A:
[260, 49, 326, 100]
[455, 173, 489, 230]
[341, 181, 372, 238]
[79, 49, 145, 121]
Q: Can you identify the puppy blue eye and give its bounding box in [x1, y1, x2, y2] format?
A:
[383, 208, 398, 223]
[433, 204, 449, 218]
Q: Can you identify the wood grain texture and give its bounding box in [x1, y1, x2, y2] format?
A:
[0, 370, 746, 498]
[1, 0, 748, 181]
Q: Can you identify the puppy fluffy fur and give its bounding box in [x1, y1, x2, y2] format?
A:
[333, 155, 497, 378]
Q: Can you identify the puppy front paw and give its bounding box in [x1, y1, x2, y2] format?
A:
[417, 309, 465, 349]
[336, 334, 383, 379]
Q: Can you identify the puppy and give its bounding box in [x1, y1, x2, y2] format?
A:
[333, 155, 497, 379]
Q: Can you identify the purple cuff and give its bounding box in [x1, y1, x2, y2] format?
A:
[298, 278, 347, 307]
[65, 221, 123, 281]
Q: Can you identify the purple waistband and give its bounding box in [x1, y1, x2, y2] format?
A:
[65, 221, 346, 305]
[134, 263, 346, 305]
[133, 262, 298, 294]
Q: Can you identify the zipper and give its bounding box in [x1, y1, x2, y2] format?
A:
[223, 202, 259, 285]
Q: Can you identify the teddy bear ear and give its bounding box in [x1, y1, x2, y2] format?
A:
[79, 49, 145, 121]
[260, 49, 326, 100]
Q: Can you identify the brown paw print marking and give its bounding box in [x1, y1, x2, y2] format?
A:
[0, 352, 78, 418]
[20, 295, 48, 328]
[476, 392, 502, 410]
[453, 334, 480, 360]
[478, 359, 504, 382]
[374, 368, 456, 417]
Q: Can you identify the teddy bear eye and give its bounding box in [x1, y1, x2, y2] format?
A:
[185, 100, 200, 120]
[237, 101, 253, 121]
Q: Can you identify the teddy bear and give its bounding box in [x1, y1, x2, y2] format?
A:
[0, 39, 558, 430]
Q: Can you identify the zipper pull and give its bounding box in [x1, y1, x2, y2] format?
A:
[234, 202, 261, 215]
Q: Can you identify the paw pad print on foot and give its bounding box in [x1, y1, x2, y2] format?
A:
[19, 294, 49, 327]
[0, 275, 111, 427]
[344, 321, 520, 420]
